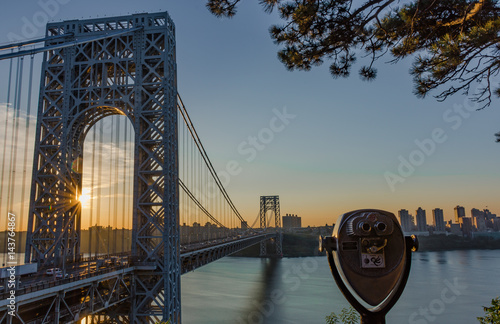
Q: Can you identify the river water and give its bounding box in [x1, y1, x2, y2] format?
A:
[2, 250, 497, 323]
[181, 250, 500, 324]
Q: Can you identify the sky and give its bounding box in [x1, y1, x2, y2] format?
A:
[0, 0, 499, 228]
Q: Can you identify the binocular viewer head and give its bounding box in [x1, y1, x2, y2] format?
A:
[320, 209, 418, 319]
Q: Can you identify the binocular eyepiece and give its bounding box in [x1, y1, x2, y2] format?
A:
[347, 212, 394, 237]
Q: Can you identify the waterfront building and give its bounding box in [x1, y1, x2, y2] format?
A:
[471, 210, 486, 232]
[471, 208, 484, 218]
[398, 209, 413, 232]
[416, 207, 427, 232]
[460, 217, 473, 238]
[494, 218, 500, 231]
[449, 223, 462, 236]
[432, 208, 446, 232]
[282, 214, 301, 229]
[454, 205, 466, 223]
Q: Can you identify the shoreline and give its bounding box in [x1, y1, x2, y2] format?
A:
[232, 233, 500, 258]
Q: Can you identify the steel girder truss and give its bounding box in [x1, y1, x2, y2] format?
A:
[259, 196, 283, 257]
[24, 12, 180, 323]
[0, 271, 132, 324]
[180, 234, 275, 273]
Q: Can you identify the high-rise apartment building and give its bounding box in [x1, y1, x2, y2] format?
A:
[416, 207, 427, 232]
[432, 208, 445, 232]
[454, 205, 466, 223]
[471, 208, 486, 231]
[471, 208, 483, 218]
[398, 209, 413, 232]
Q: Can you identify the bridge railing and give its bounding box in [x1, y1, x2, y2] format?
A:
[76, 251, 132, 264]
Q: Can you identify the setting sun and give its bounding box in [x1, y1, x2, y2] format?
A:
[79, 188, 91, 207]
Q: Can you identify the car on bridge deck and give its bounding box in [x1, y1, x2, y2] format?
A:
[110, 256, 122, 266]
[46, 268, 62, 275]
[55, 273, 69, 279]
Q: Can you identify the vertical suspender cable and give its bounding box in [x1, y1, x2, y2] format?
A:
[5, 57, 20, 212]
[191, 129, 194, 237]
[186, 123, 189, 241]
[128, 123, 133, 245]
[7, 57, 23, 218]
[195, 140, 198, 228]
[129, 123, 133, 247]
[179, 116, 183, 244]
[121, 118, 128, 253]
[183, 121, 188, 243]
[198, 143, 201, 235]
[188, 126, 192, 240]
[195, 135, 199, 240]
[107, 116, 114, 256]
[89, 126, 96, 261]
[0, 54, 14, 225]
[1, 56, 13, 266]
[113, 117, 120, 254]
[19, 55, 35, 254]
[178, 116, 182, 243]
[190, 126, 194, 240]
[194, 133, 198, 241]
[96, 120, 104, 257]
[184, 121, 187, 240]
[197, 137, 200, 235]
[4, 57, 22, 266]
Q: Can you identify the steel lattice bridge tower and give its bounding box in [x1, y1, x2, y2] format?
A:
[24, 12, 181, 322]
[259, 195, 283, 257]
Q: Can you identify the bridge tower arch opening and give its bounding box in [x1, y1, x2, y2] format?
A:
[23, 12, 181, 323]
[80, 114, 135, 256]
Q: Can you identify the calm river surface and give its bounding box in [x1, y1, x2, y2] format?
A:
[181, 250, 500, 324]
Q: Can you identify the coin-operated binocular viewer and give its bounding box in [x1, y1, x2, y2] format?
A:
[319, 209, 418, 324]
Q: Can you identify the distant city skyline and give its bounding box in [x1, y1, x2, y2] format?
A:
[397, 205, 499, 233]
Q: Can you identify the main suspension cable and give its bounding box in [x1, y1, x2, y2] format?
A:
[177, 93, 245, 225]
[178, 179, 225, 228]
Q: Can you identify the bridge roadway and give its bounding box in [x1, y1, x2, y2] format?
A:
[0, 233, 277, 323]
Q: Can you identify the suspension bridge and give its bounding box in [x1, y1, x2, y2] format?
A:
[0, 11, 283, 323]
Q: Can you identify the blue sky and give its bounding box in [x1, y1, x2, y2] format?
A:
[1, 0, 499, 226]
